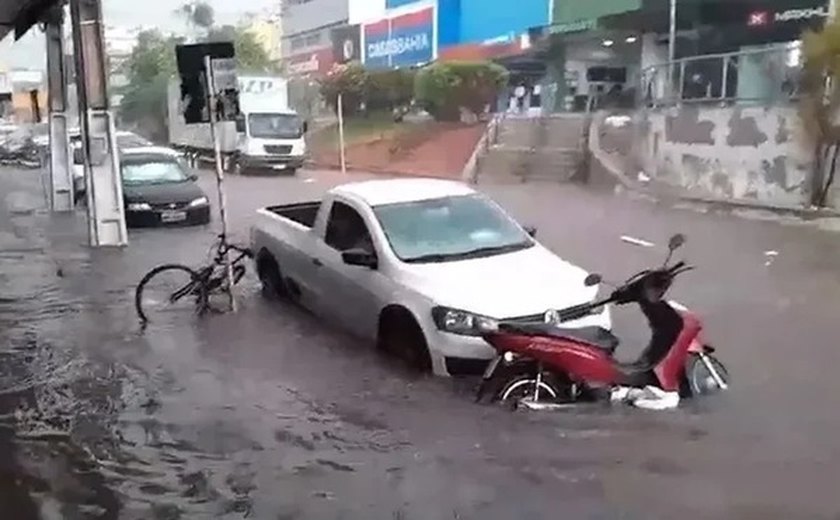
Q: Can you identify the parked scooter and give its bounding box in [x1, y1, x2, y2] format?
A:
[475, 234, 729, 410]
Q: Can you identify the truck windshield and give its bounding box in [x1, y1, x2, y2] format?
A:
[373, 195, 534, 263]
[248, 113, 302, 139]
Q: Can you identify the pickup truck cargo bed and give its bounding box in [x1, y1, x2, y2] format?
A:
[267, 202, 320, 228]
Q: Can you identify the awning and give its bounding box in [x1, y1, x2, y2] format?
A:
[0, 0, 60, 41]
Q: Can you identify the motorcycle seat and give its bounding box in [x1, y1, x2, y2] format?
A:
[498, 323, 620, 353]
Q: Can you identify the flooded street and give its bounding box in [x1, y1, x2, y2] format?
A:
[3, 166, 840, 519]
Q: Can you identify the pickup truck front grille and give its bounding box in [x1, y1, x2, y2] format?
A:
[264, 144, 292, 155]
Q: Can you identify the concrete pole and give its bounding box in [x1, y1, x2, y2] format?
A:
[44, 6, 74, 212]
[69, 0, 128, 247]
[668, 0, 677, 99]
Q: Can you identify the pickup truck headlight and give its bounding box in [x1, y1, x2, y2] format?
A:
[188, 196, 209, 208]
[127, 202, 152, 211]
[432, 306, 498, 336]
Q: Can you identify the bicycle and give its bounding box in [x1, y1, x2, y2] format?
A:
[135, 233, 253, 324]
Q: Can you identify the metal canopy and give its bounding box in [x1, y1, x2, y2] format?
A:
[0, 0, 61, 41]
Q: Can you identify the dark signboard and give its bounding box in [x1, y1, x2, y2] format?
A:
[176, 42, 240, 124]
[331, 24, 362, 64]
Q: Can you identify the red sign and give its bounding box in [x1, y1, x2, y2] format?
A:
[286, 47, 335, 77]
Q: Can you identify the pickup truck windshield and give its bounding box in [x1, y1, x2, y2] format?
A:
[373, 194, 534, 263]
[249, 113, 302, 139]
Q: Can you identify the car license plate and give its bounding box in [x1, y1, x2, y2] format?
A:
[271, 164, 289, 170]
[160, 210, 187, 223]
[483, 356, 502, 379]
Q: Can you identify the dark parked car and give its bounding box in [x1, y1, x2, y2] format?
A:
[121, 147, 211, 228]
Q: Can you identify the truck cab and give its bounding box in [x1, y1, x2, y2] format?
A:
[234, 96, 307, 175]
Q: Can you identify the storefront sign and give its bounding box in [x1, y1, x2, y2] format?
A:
[287, 48, 335, 76]
[331, 25, 362, 64]
[747, 6, 828, 26]
[363, 7, 435, 69]
[549, 19, 597, 35]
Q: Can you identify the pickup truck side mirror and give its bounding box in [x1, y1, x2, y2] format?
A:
[524, 225, 537, 238]
[342, 248, 377, 269]
[302, 121, 309, 134]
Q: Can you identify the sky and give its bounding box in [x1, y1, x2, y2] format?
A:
[1, 0, 277, 71]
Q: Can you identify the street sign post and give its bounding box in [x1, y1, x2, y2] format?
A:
[176, 42, 241, 312]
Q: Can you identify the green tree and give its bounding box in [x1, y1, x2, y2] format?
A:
[415, 61, 508, 121]
[117, 30, 181, 141]
[177, 1, 215, 37]
[802, 11, 840, 207]
[206, 25, 275, 73]
[318, 63, 368, 115]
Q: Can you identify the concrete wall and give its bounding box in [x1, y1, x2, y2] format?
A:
[636, 105, 813, 207]
[282, 0, 348, 56]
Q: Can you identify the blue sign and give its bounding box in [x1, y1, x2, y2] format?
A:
[364, 8, 435, 69]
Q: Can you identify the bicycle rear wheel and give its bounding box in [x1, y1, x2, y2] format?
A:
[135, 264, 207, 324]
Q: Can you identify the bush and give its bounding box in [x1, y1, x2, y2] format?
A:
[366, 69, 415, 112]
[414, 61, 508, 121]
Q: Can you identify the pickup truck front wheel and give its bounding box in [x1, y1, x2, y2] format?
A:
[256, 251, 287, 300]
[378, 309, 432, 372]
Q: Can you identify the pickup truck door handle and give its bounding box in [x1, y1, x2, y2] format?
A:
[311, 258, 323, 267]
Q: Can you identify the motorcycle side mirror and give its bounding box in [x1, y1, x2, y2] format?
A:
[584, 274, 602, 287]
[523, 225, 537, 238]
[668, 233, 686, 251]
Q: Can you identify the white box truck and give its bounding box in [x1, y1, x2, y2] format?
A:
[167, 75, 308, 174]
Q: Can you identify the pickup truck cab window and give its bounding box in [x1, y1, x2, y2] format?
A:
[324, 201, 375, 254]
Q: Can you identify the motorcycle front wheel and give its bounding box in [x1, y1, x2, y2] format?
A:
[497, 372, 571, 409]
[685, 353, 730, 396]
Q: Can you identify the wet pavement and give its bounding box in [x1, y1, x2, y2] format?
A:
[2, 166, 840, 519]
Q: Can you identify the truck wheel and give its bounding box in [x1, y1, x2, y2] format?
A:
[256, 252, 287, 300]
[378, 309, 432, 372]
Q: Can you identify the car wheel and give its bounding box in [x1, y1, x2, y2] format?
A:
[256, 251, 287, 300]
[378, 310, 432, 372]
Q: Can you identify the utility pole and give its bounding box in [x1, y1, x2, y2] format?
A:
[668, 0, 677, 99]
[69, 0, 128, 247]
[44, 6, 73, 212]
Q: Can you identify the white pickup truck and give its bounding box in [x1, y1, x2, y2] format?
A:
[250, 178, 612, 376]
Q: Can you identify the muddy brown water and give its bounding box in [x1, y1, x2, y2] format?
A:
[3, 167, 840, 519]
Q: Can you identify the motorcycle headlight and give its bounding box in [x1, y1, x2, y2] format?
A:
[188, 196, 209, 208]
[431, 306, 498, 336]
[127, 202, 152, 211]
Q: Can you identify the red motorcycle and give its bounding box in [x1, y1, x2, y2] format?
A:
[475, 234, 729, 409]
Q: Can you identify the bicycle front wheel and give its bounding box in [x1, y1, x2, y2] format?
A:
[135, 264, 207, 324]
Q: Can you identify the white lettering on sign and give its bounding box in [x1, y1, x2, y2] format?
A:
[774, 7, 828, 22]
[747, 11, 769, 27]
[288, 54, 320, 74]
[367, 33, 430, 59]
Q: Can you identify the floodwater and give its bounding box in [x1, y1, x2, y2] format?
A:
[3, 167, 840, 519]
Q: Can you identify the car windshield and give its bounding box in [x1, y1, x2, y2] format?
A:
[373, 194, 534, 263]
[122, 160, 188, 185]
[248, 113, 302, 139]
